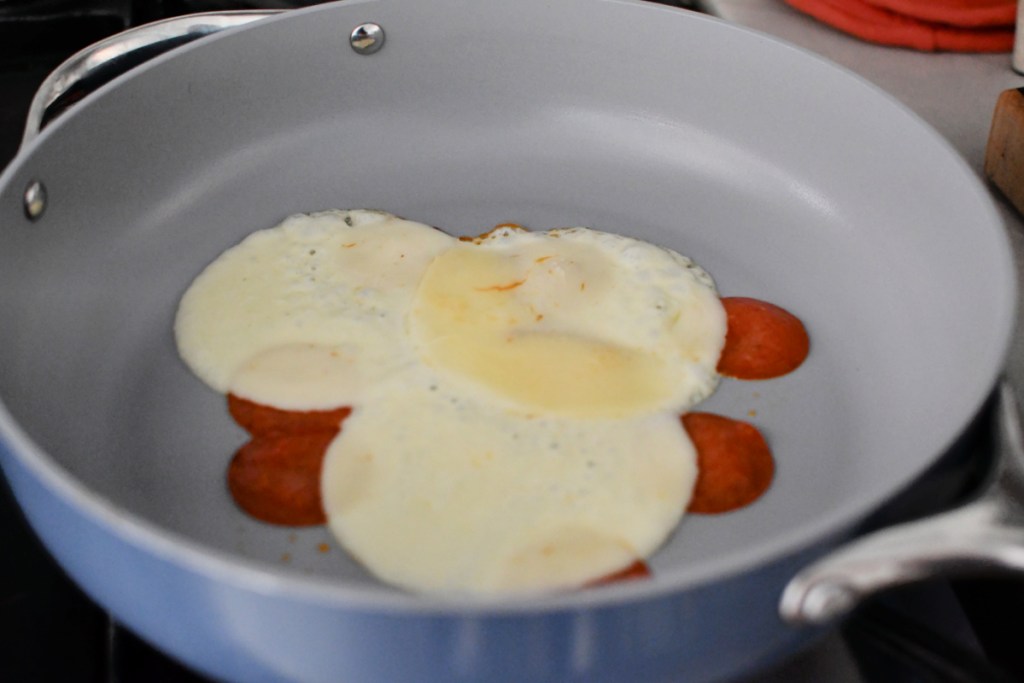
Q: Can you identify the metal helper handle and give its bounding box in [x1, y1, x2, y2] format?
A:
[21, 9, 281, 149]
[780, 378, 1024, 625]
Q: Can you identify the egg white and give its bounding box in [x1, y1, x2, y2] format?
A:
[174, 209, 451, 408]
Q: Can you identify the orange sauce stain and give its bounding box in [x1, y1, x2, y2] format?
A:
[475, 279, 526, 292]
[586, 560, 651, 587]
[682, 413, 774, 514]
[225, 395, 350, 526]
[717, 297, 809, 380]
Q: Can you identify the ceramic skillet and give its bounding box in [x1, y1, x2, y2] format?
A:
[0, 1, 1015, 681]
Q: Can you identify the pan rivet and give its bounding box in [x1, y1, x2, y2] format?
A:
[350, 23, 384, 55]
[23, 180, 46, 221]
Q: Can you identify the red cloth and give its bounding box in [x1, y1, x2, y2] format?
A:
[783, 0, 1016, 52]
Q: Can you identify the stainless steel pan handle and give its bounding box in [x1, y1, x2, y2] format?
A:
[21, 9, 281, 149]
[781, 378, 1024, 625]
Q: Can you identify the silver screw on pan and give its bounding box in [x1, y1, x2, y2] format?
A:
[350, 23, 385, 55]
[23, 180, 46, 221]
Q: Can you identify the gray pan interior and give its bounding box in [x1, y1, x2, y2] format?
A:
[0, 0, 1015, 609]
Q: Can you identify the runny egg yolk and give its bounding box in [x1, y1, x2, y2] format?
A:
[174, 210, 728, 595]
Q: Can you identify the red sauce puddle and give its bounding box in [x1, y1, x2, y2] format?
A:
[586, 560, 651, 587]
[226, 394, 350, 526]
[682, 412, 774, 514]
[717, 297, 809, 380]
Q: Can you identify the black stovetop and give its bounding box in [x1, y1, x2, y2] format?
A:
[2, 2, 1024, 681]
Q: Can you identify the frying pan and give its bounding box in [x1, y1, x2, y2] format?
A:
[0, 0, 1016, 681]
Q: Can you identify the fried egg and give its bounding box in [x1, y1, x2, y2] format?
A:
[174, 210, 727, 594]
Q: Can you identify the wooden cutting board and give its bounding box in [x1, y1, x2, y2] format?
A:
[986, 87, 1024, 215]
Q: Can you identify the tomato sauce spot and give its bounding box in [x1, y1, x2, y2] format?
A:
[682, 412, 774, 514]
[717, 297, 809, 380]
[226, 394, 350, 526]
[586, 560, 651, 587]
[228, 393, 351, 436]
